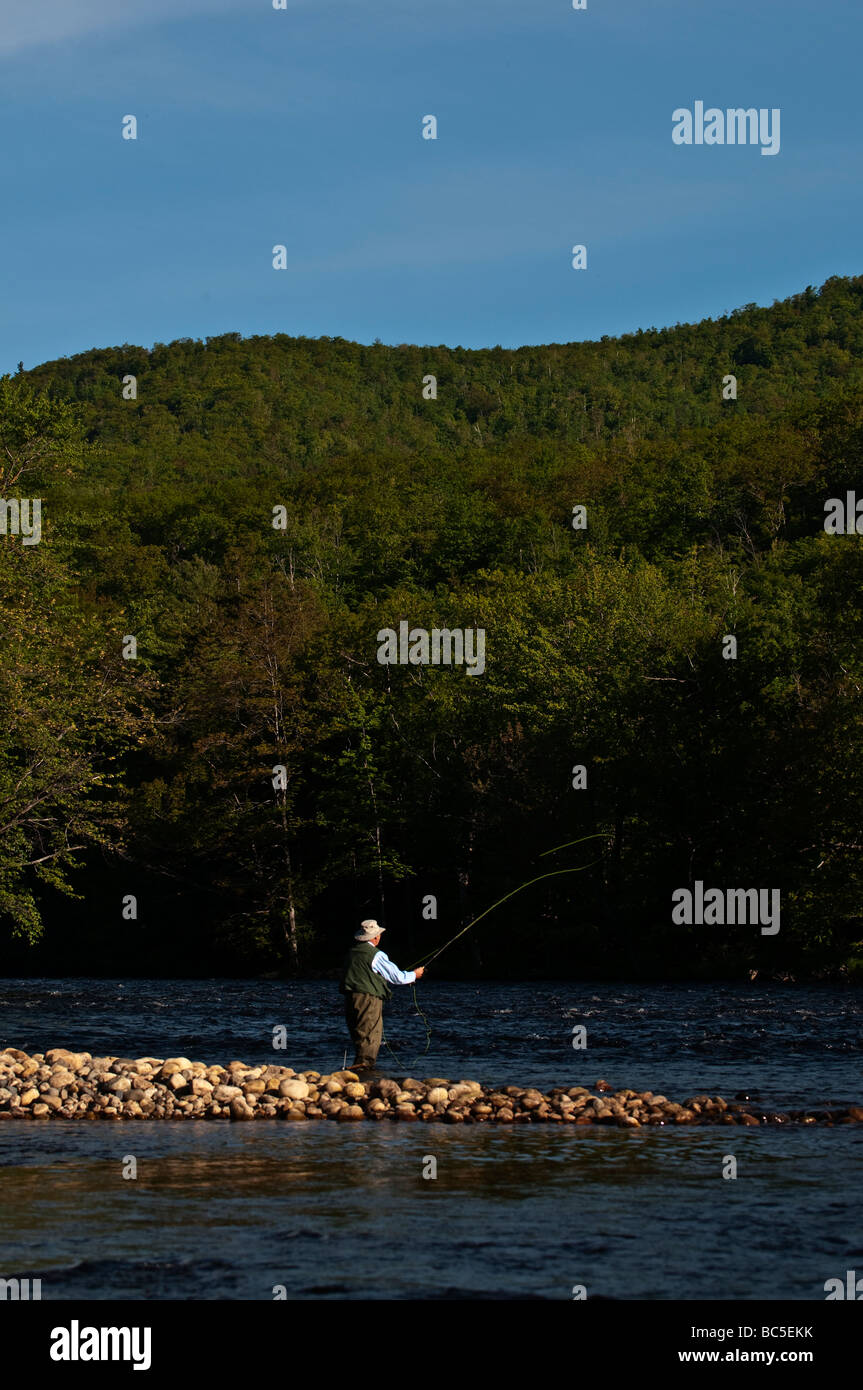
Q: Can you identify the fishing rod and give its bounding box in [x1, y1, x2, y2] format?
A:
[409, 832, 610, 969]
[380, 832, 610, 1069]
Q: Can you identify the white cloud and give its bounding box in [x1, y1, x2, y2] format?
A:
[0, 0, 246, 56]
[0, 0, 538, 57]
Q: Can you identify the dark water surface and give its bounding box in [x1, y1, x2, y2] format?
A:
[1, 979, 861, 1300]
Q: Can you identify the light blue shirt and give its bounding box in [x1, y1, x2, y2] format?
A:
[370, 949, 416, 986]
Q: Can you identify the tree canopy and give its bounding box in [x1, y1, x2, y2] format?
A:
[3, 274, 863, 979]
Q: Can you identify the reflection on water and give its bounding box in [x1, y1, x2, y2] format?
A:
[1, 1118, 860, 1300]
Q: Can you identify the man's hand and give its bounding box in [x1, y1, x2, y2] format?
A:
[414, 966, 425, 979]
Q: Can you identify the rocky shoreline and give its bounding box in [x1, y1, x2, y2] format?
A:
[1, 1049, 861, 1125]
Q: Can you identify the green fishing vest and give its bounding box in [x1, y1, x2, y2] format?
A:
[340, 941, 392, 1000]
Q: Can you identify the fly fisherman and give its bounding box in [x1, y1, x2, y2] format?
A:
[339, 920, 425, 1072]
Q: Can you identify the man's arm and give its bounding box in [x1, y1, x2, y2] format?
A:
[371, 951, 424, 985]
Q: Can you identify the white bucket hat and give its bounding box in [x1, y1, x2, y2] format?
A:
[355, 919, 385, 941]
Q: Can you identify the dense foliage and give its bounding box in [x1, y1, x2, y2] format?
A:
[3, 275, 863, 978]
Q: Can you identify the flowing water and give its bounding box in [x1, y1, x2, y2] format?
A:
[0, 978, 861, 1300]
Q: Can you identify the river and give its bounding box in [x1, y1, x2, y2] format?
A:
[1, 978, 860, 1300]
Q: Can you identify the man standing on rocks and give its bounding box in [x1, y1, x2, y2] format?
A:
[339, 920, 425, 1072]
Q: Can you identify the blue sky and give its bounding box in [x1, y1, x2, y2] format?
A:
[1, 0, 860, 374]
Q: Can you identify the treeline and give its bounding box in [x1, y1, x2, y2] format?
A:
[2, 274, 863, 979]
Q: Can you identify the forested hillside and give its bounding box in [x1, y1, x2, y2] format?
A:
[3, 274, 863, 978]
